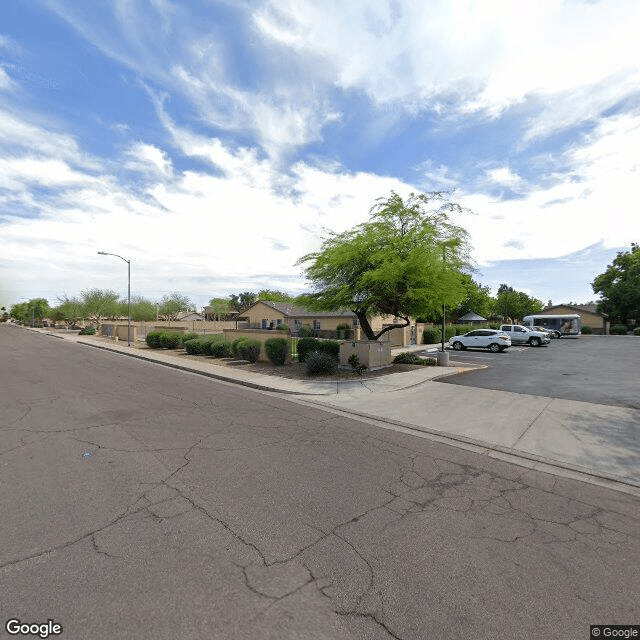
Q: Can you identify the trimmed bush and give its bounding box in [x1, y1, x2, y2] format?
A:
[209, 339, 232, 358]
[392, 352, 436, 366]
[265, 337, 288, 365]
[581, 325, 592, 334]
[297, 337, 320, 362]
[444, 325, 457, 340]
[298, 324, 312, 338]
[182, 332, 199, 343]
[348, 353, 367, 375]
[78, 326, 96, 335]
[183, 334, 226, 355]
[610, 324, 628, 335]
[634, 327, 640, 336]
[489, 323, 501, 330]
[146, 330, 163, 348]
[452, 324, 472, 337]
[422, 327, 442, 344]
[317, 339, 340, 360]
[336, 323, 350, 332]
[235, 338, 261, 363]
[306, 351, 338, 376]
[275, 323, 289, 331]
[159, 331, 183, 349]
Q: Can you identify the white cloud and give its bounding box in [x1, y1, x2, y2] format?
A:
[125, 142, 173, 177]
[485, 167, 524, 190]
[458, 110, 640, 264]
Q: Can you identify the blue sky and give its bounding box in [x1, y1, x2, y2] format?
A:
[1, 0, 640, 311]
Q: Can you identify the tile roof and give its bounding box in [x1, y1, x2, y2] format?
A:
[251, 300, 356, 318]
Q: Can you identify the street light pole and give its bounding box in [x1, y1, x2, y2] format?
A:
[97, 251, 131, 346]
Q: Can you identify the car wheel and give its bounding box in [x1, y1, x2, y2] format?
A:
[554, 331, 561, 339]
[452, 341, 464, 350]
[529, 337, 540, 347]
[488, 343, 500, 352]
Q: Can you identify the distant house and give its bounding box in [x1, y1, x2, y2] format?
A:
[537, 304, 608, 334]
[457, 311, 487, 324]
[177, 311, 205, 322]
[241, 300, 358, 335]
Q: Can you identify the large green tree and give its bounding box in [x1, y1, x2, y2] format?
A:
[491, 284, 544, 320]
[592, 243, 640, 323]
[208, 297, 232, 320]
[10, 298, 50, 325]
[158, 292, 194, 321]
[53, 295, 83, 325]
[452, 276, 493, 320]
[296, 191, 473, 340]
[258, 289, 294, 303]
[127, 296, 157, 322]
[80, 289, 120, 328]
[229, 292, 258, 311]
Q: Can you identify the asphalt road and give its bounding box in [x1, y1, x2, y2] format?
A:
[444, 335, 640, 409]
[2, 325, 639, 640]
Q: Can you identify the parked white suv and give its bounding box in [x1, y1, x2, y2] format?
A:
[499, 324, 551, 347]
[450, 329, 511, 352]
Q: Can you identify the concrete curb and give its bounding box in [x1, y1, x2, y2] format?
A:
[297, 399, 640, 492]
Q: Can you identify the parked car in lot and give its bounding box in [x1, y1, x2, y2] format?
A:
[531, 325, 560, 339]
[499, 324, 551, 346]
[450, 329, 511, 352]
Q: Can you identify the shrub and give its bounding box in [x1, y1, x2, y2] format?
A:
[489, 323, 500, 330]
[298, 324, 312, 338]
[78, 326, 96, 335]
[444, 325, 457, 340]
[182, 332, 199, 343]
[209, 339, 232, 358]
[184, 334, 226, 355]
[275, 323, 289, 331]
[610, 324, 628, 335]
[581, 325, 592, 334]
[159, 331, 183, 349]
[317, 339, 340, 360]
[235, 338, 261, 363]
[454, 324, 473, 336]
[336, 323, 350, 332]
[306, 351, 338, 376]
[422, 327, 442, 344]
[297, 337, 320, 362]
[634, 327, 640, 336]
[392, 352, 436, 366]
[265, 337, 288, 365]
[146, 330, 163, 348]
[348, 353, 366, 375]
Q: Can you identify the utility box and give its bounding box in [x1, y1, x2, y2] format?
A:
[339, 340, 392, 370]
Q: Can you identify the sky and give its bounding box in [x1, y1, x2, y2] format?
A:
[1, 0, 639, 312]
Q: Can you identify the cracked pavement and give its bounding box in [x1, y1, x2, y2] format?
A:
[1, 325, 639, 639]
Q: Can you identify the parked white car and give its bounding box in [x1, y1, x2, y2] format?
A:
[499, 324, 551, 346]
[450, 329, 511, 352]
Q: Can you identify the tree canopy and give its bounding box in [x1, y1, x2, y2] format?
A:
[492, 284, 544, 320]
[296, 191, 473, 340]
[592, 243, 640, 323]
[158, 292, 194, 321]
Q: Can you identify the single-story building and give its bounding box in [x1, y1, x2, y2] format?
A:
[241, 300, 358, 337]
[536, 304, 608, 334]
[457, 311, 487, 324]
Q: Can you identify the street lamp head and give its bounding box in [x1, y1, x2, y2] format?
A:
[97, 251, 107, 255]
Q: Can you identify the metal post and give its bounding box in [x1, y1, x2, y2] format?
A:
[441, 303, 445, 352]
[97, 251, 131, 346]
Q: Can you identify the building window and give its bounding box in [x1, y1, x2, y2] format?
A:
[352, 318, 358, 327]
[276, 318, 282, 326]
[313, 319, 321, 330]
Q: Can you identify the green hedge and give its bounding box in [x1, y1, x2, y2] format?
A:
[422, 327, 442, 344]
[184, 334, 226, 355]
[78, 326, 96, 335]
[209, 339, 232, 358]
[265, 337, 288, 365]
[581, 325, 592, 334]
[306, 352, 338, 376]
[146, 330, 163, 348]
[297, 337, 320, 362]
[234, 338, 261, 363]
[634, 327, 640, 336]
[610, 325, 628, 335]
[318, 339, 341, 360]
[159, 331, 183, 349]
[392, 352, 437, 366]
[298, 324, 312, 338]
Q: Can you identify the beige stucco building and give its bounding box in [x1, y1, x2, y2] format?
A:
[536, 304, 608, 334]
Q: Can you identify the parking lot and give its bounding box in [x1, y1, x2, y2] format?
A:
[443, 335, 640, 410]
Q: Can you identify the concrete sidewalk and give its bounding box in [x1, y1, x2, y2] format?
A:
[38, 328, 640, 494]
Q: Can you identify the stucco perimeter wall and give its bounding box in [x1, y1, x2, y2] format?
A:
[101, 324, 139, 342]
[223, 328, 292, 362]
[339, 340, 392, 370]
